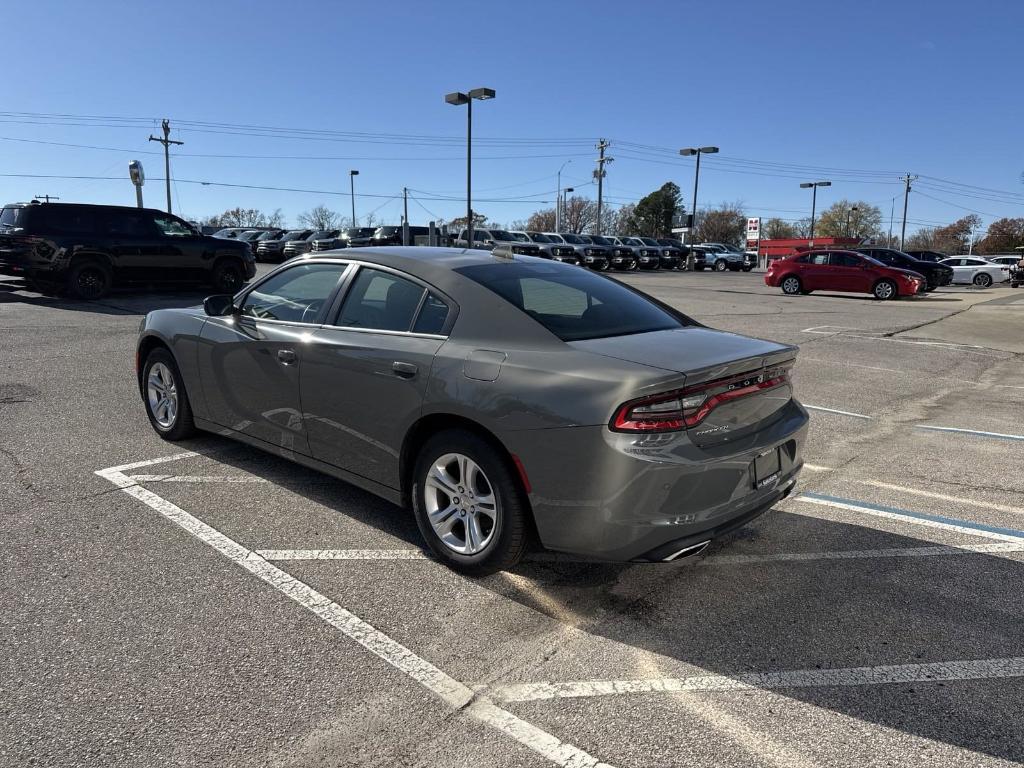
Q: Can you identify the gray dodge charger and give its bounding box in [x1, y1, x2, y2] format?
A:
[136, 247, 808, 574]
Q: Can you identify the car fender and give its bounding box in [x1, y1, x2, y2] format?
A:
[137, 310, 210, 419]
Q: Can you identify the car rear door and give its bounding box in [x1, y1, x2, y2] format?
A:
[300, 265, 452, 490]
[801, 252, 832, 290]
[828, 252, 870, 292]
[197, 261, 351, 454]
[101, 209, 164, 282]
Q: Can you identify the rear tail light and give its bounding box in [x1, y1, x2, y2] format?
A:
[611, 362, 793, 432]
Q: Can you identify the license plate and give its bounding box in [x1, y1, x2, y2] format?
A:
[753, 448, 781, 490]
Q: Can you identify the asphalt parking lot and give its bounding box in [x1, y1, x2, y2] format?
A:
[3, 266, 1023, 767]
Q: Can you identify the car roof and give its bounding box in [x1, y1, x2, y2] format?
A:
[291, 246, 521, 282]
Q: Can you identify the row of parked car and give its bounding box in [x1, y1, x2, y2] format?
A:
[453, 228, 758, 273]
[214, 226, 435, 262]
[765, 245, 1016, 300]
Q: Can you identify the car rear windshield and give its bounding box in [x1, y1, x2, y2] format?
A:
[456, 262, 687, 341]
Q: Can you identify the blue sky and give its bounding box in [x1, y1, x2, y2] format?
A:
[3, 0, 1021, 236]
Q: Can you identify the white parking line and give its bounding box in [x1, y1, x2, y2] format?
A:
[487, 657, 1024, 703]
[96, 456, 613, 768]
[860, 480, 1024, 516]
[128, 474, 268, 483]
[801, 326, 1002, 356]
[802, 405, 872, 420]
[915, 425, 1024, 442]
[704, 542, 1024, 564]
[257, 548, 427, 560]
[793, 493, 1024, 543]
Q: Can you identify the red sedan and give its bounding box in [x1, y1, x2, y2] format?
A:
[765, 249, 923, 300]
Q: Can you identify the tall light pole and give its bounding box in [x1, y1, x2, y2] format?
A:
[556, 159, 572, 233]
[349, 170, 359, 227]
[845, 205, 859, 238]
[445, 87, 496, 246]
[679, 146, 719, 245]
[799, 181, 831, 242]
[561, 187, 574, 232]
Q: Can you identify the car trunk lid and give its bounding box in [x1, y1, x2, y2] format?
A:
[571, 327, 798, 447]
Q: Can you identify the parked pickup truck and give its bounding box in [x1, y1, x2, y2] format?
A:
[700, 242, 755, 272]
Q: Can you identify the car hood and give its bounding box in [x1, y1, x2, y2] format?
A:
[569, 326, 796, 383]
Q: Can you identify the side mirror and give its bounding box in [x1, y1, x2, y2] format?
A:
[204, 294, 236, 316]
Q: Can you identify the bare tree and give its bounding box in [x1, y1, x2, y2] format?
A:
[525, 208, 556, 232]
[298, 205, 341, 230]
[202, 207, 280, 228]
[562, 196, 598, 234]
[763, 217, 798, 240]
[694, 203, 747, 246]
[605, 203, 637, 236]
[266, 208, 285, 228]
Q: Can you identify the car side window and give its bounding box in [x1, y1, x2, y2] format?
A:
[809, 254, 829, 265]
[240, 263, 348, 323]
[412, 292, 451, 335]
[152, 216, 194, 237]
[104, 210, 154, 237]
[336, 267, 426, 332]
[830, 253, 860, 267]
[964, 259, 985, 266]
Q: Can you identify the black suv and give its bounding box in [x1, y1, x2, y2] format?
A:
[371, 225, 431, 246]
[0, 201, 255, 300]
[852, 247, 953, 291]
[903, 250, 949, 263]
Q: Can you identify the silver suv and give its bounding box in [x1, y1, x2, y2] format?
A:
[456, 228, 542, 257]
[544, 233, 609, 270]
[510, 231, 578, 263]
[702, 243, 754, 272]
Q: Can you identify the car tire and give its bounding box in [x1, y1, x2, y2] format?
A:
[66, 259, 112, 300]
[714, 259, 728, 272]
[412, 429, 529, 576]
[781, 275, 802, 295]
[973, 272, 993, 288]
[211, 258, 245, 294]
[742, 265, 753, 272]
[142, 348, 197, 441]
[873, 279, 897, 300]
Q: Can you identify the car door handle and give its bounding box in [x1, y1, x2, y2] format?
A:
[277, 349, 297, 366]
[392, 361, 418, 379]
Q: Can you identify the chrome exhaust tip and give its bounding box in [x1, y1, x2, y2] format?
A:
[663, 540, 711, 562]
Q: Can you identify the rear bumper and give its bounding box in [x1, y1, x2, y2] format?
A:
[504, 399, 809, 561]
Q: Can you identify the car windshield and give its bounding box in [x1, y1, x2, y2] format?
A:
[345, 228, 375, 238]
[310, 230, 334, 239]
[621, 237, 642, 246]
[640, 238, 660, 246]
[526, 232, 552, 243]
[376, 227, 400, 235]
[489, 230, 516, 242]
[282, 231, 308, 241]
[589, 235, 614, 246]
[456, 261, 687, 342]
[561, 233, 586, 244]
[510, 232, 530, 241]
[0, 206, 25, 228]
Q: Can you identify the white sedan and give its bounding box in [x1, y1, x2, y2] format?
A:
[939, 257, 1010, 287]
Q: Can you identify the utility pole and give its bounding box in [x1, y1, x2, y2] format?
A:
[402, 187, 409, 245]
[888, 196, 895, 245]
[899, 173, 918, 250]
[34, 195, 59, 203]
[148, 119, 183, 214]
[593, 139, 612, 235]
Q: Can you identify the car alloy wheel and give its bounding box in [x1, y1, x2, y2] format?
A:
[973, 272, 993, 288]
[874, 279, 896, 300]
[423, 453, 498, 556]
[781, 276, 801, 295]
[715, 259, 728, 271]
[147, 362, 179, 429]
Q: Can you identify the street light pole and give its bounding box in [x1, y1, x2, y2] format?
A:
[846, 205, 859, 238]
[679, 146, 719, 245]
[445, 87, 495, 247]
[349, 170, 359, 227]
[799, 181, 831, 242]
[556, 160, 572, 233]
[561, 187, 574, 232]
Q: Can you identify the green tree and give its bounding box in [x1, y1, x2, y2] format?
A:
[977, 217, 1024, 254]
[630, 182, 683, 238]
[812, 200, 883, 239]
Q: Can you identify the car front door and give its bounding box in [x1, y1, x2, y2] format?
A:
[198, 261, 351, 454]
[301, 265, 451, 490]
[829, 252, 870, 292]
[942, 258, 967, 283]
[150, 214, 208, 282]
